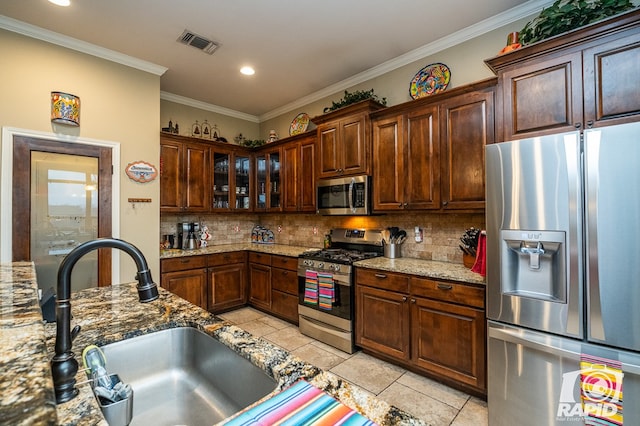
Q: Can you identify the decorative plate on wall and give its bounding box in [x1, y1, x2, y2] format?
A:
[409, 63, 451, 99]
[289, 113, 310, 136]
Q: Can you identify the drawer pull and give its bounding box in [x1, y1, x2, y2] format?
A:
[282, 271, 289, 276]
[180, 259, 190, 264]
[374, 273, 387, 279]
[437, 283, 453, 291]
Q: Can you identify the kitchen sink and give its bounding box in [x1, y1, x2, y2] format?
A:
[99, 327, 277, 425]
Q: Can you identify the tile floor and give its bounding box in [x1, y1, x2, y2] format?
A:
[217, 307, 488, 426]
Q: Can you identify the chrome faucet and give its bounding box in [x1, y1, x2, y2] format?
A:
[50, 238, 159, 403]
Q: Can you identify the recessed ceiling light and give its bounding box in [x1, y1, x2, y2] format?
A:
[49, 0, 71, 6]
[240, 66, 255, 76]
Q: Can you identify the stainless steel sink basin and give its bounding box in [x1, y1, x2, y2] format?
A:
[100, 327, 277, 425]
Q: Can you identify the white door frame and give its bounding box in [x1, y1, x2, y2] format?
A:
[1, 126, 121, 279]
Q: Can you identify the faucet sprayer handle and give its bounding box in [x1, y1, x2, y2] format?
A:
[71, 325, 81, 342]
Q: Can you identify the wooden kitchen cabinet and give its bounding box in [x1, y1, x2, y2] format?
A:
[248, 252, 272, 310]
[283, 131, 316, 212]
[371, 79, 494, 212]
[207, 251, 247, 312]
[486, 9, 640, 141]
[211, 147, 252, 212]
[270, 255, 299, 324]
[254, 147, 281, 212]
[312, 100, 386, 179]
[355, 267, 486, 395]
[160, 255, 208, 309]
[439, 89, 494, 210]
[160, 134, 210, 213]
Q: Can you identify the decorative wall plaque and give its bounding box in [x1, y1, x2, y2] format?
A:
[125, 161, 158, 183]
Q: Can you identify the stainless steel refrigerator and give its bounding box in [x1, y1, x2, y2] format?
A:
[486, 121, 640, 425]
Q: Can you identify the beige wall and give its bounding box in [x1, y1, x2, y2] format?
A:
[258, 16, 531, 138]
[160, 99, 260, 142]
[0, 29, 162, 282]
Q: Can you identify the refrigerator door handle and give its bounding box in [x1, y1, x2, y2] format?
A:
[585, 131, 606, 341]
[489, 325, 640, 375]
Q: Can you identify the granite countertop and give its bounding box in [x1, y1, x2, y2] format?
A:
[355, 257, 485, 286]
[0, 262, 427, 426]
[160, 243, 315, 259]
[161, 243, 486, 286]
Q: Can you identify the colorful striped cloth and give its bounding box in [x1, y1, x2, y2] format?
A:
[304, 270, 318, 306]
[317, 272, 334, 310]
[580, 353, 623, 426]
[223, 380, 377, 426]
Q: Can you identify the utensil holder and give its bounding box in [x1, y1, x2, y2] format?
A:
[94, 375, 133, 426]
[384, 243, 401, 259]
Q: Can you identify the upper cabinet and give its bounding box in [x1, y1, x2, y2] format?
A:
[311, 100, 386, 179]
[486, 9, 640, 141]
[211, 147, 252, 212]
[371, 79, 495, 212]
[282, 131, 316, 212]
[255, 146, 282, 212]
[160, 134, 210, 213]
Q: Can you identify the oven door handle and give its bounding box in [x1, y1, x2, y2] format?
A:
[348, 178, 356, 213]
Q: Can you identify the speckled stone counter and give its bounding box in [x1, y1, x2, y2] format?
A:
[160, 243, 315, 259]
[355, 257, 485, 285]
[0, 262, 428, 426]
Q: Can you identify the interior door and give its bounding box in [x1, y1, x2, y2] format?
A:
[12, 136, 112, 292]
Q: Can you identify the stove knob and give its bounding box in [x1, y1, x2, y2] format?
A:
[317, 262, 324, 268]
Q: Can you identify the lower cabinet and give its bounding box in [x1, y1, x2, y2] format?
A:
[355, 268, 486, 395]
[207, 252, 247, 312]
[248, 252, 272, 310]
[270, 255, 299, 324]
[160, 256, 208, 309]
[248, 252, 299, 324]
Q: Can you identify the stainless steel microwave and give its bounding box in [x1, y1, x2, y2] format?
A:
[316, 175, 371, 215]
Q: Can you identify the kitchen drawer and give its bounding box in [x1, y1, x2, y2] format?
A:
[356, 268, 410, 293]
[161, 255, 207, 273]
[249, 251, 271, 266]
[411, 278, 485, 309]
[271, 290, 299, 323]
[272, 268, 297, 294]
[271, 255, 297, 271]
[207, 251, 246, 267]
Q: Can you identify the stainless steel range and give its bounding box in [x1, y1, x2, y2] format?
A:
[297, 228, 383, 353]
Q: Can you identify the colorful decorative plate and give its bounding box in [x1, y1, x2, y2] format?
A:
[409, 63, 451, 99]
[289, 113, 310, 136]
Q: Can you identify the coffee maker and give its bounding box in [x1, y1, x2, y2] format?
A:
[177, 222, 200, 250]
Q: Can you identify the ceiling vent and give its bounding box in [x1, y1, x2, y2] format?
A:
[177, 30, 219, 55]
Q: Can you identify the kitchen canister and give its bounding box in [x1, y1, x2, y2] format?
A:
[384, 243, 401, 259]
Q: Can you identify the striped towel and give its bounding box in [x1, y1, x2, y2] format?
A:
[304, 270, 318, 306]
[223, 379, 377, 426]
[580, 354, 623, 426]
[317, 272, 334, 310]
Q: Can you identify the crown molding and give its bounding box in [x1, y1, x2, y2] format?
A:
[160, 92, 260, 123]
[0, 14, 167, 76]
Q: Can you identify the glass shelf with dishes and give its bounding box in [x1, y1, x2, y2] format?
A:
[234, 155, 251, 210]
[212, 152, 230, 210]
[254, 147, 282, 212]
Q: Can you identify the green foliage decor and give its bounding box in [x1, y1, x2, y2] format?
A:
[520, 0, 636, 45]
[323, 89, 387, 113]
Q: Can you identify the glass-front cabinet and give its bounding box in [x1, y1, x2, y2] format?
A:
[212, 151, 230, 210]
[212, 148, 252, 212]
[255, 147, 281, 212]
[234, 154, 251, 210]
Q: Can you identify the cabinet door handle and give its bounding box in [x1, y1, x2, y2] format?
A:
[374, 273, 387, 279]
[587, 120, 594, 128]
[410, 298, 416, 303]
[575, 122, 582, 129]
[282, 270, 289, 276]
[402, 296, 407, 302]
[437, 283, 453, 291]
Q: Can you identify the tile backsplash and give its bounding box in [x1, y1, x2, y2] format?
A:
[161, 212, 485, 264]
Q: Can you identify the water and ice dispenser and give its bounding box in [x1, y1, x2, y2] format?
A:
[500, 230, 566, 303]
